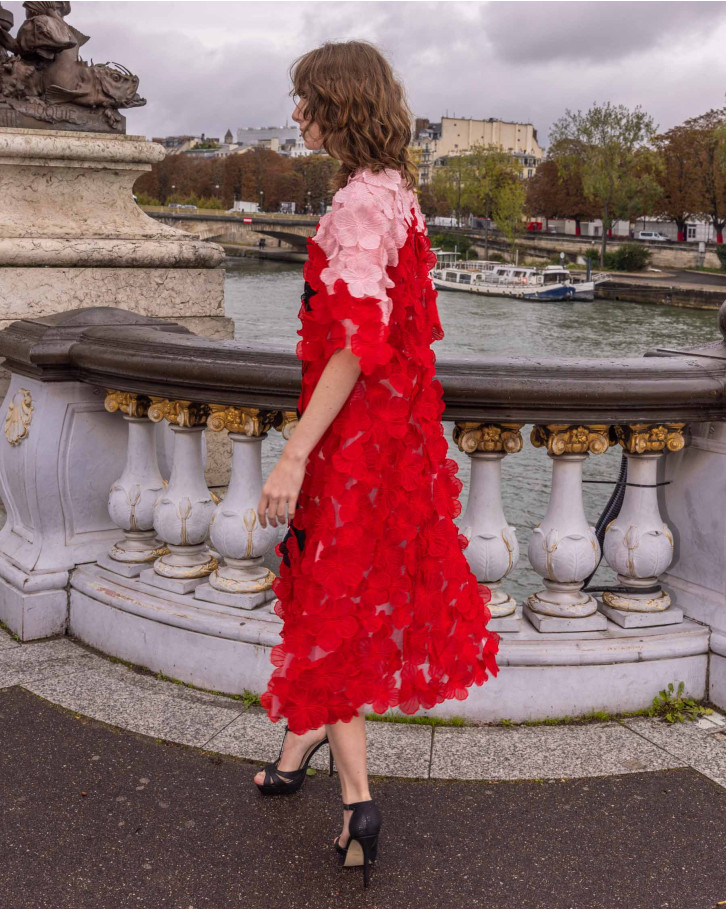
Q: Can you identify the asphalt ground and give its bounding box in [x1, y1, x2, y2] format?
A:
[1, 686, 725, 909]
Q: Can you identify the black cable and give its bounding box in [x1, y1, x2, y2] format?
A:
[581, 453, 667, 596]
[582, 451, 632, 592]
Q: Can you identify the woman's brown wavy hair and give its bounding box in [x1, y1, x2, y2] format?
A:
[290, 40, 417, 191]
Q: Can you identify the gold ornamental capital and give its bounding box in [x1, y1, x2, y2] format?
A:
[207, 405, 278, 437]
[276, 410, 299, 440]
[104, 390, 151, 419]
[453, 422, 524, 454]
[614, 423, 687, 454]
[530, 423, 613, 456]
[147, 398, 210, 428]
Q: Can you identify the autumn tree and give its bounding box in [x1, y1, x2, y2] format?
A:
[653, 124, 701, 242]
[136, 146, 340, 215]
[417, 184, 450, 218]
[549, 102, 658, 265]
[688, 108, 726, 244]
[291, 155, 339, 213]
[525, 151, 598, 235]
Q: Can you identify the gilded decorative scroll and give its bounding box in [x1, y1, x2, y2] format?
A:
[276, 411, 299, 440]
[4, 387, 32, 446]
[614, 423, 686, 454]
[104, 390, 151, 419]
[147, 398, 210, 428]
[206, 405, 278, 436]
[453, 422, 524, 454]
[530, 423, 613, 456]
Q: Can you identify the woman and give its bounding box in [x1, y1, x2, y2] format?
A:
[254, 40, 500, 888]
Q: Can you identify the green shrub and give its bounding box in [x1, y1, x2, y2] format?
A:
[604, 242, 652, 271]
[583, 248, 600, 262]
[716, 246, 726, 270]
[429, 232, 477, 258]
[135, 191, 161, 207]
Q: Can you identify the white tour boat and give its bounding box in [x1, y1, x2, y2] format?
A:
[430, 252, 607, 302]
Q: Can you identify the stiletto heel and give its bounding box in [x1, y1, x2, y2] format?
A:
[255, 724, 330, 795]
[336, 798, 382, 889]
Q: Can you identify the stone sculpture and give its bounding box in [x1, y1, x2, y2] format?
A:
[0, 1, 145, 132]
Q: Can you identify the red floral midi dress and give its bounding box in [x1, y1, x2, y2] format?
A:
[259, 166, 500, 735]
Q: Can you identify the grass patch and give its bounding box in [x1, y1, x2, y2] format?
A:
[365, 712, 473, 728]
[684, 266, 726, 276]
[0, 618, 20, 642]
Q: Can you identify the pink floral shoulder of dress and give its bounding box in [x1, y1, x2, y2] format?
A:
[313, 167, 424, 327]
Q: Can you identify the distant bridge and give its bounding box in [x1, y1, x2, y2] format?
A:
[146, 211, 316, 250]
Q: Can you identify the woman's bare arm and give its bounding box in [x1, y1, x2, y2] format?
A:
[257, 347, 361, 528]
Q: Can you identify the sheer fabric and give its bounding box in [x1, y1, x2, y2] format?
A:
[260, 167, 500, 734]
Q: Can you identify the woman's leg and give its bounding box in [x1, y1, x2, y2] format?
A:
[253, 724, 327, 785]
[327, 709, 371, 847]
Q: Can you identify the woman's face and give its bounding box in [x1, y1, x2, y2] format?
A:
[292, 94, 325, 150]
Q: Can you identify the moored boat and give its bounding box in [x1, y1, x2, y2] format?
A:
[430, 252, 608, 302]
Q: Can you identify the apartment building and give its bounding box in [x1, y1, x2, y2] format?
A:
[412, 116, 545, 184]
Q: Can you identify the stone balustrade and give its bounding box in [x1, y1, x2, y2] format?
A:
[0, 305, 724, 720]
[98, 392, 688, 637]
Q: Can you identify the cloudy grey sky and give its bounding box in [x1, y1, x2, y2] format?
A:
[5, 0, 726, 146]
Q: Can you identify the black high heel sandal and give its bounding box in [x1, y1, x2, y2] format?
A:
[335, 798, 382, 888]
[255, 723, 334, 795]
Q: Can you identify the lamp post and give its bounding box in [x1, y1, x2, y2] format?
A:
[259, 190, 264, 213]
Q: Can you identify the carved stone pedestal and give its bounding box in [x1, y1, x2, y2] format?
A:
[0, 127, 233, 485]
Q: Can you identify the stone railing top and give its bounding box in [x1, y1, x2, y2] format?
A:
[1, 306, 726, 424]
[0, 128, 165, 164]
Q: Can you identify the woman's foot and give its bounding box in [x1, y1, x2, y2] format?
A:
[334, 807, 354, 850]
[253, 725, 327, 786]
[334, 794, 372, 850]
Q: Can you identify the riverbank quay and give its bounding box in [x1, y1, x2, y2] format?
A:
[1, 626, 725, 909]
[594, 269, 726, 310]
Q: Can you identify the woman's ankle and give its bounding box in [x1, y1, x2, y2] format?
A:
[342, 790, 373, 805]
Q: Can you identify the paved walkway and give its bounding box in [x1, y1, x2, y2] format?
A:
[1, 626, 726, 908]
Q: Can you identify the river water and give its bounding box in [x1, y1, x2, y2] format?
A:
[225, 258, 719, 603]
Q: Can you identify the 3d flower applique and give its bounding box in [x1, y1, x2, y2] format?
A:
[314, 224, 340, 262]
[337, 252, 387, 300]
[334, 201, 388, 249]
[360, 167, 403, 191]
[335, 180, 377, 207]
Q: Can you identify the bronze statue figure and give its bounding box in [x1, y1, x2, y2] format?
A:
[0, 1, 145, 133]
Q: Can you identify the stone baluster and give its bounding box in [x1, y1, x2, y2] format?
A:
[139, 398, 218, 593]
[99, 390, 168, 576]
[453, 421, 523, 631]
[194, 405, 281, 610]
[525, 424, 613, 632]
[599, 423, 687, 627]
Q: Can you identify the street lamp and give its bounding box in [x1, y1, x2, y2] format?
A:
[259, 190, 264, 212]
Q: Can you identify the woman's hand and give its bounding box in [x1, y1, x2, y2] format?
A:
[257, 347, 362, 529]
[257, 450, 307, 528]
